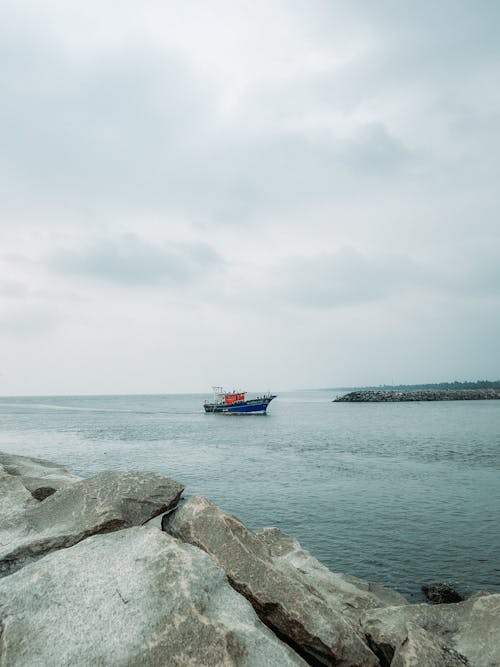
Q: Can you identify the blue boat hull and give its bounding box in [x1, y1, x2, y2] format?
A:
[204, 395, 276, 414]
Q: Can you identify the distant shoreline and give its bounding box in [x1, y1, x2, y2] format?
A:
[326, 380, 500, 392]
[334, 389, 500, 402]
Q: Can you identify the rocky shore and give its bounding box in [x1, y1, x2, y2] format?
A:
[334, 389, 500, 402]
[0, 451, 498, 666]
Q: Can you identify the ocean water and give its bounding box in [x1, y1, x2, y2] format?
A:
[1, 391, 499, 601]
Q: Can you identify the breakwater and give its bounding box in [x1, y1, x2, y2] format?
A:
[335, 389, 500, 402]
[1, 450, 499, 666]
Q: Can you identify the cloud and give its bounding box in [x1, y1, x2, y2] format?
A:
[271, 246, 500, 310]
[0, 280, 27, 298]
[338, 122, 413, 172]
[270, 248, 424, 308]
[49, 234, 222, 285]
[0, 305, 61, 337]
[1, 1, 499, 392]
[0, 2, 420, 228]
[435, 251, 500, 298]
[0, 30, 214, 218]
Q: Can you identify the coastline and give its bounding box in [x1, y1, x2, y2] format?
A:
[0, 450, 498, 666]
[334, 389, 500, 402]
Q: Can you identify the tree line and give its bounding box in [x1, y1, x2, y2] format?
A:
[329, 380, 500, 391]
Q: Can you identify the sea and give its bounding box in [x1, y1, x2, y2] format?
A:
[1, 391, 499, 601]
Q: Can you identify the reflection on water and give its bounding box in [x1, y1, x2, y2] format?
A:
[1, 391, 499, 599]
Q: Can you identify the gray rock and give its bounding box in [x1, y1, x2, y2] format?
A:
[0, 527, 306, 666]
[257, 526, 407, 621]
[165, 496, 379, 666]
[361, 594, 500, 667]
[0, 470, 38, 519]
[0, 451, 81, 499]
[334, 390, 500, 402]
[391, 624, 469, 666]
[0, 470, 184, 577]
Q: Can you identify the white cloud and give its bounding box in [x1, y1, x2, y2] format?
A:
[49, 234, 222, 285]
[0, 0, 499, 393]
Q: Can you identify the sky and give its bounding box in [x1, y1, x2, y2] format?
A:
[1, 0, 499, 395]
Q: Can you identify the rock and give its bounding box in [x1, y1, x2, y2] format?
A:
[391, 624, 468, 666]
[30, 485, 58, 500]
[0, 451, 81, 499]
[361, 594, 500, 667]
[0, 527, 306, 666]
[0, 470, 184, 577]
[421, 582, 465, 604]
[334, 390, 500, 402]
[256, 526, 407, 622]
[0, 470, 38, 518]
[165, 496, 379, 666]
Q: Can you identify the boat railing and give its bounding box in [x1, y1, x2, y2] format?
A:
[205, 389, 275, 406]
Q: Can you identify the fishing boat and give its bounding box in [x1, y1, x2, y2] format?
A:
[204, 387, 277, 414]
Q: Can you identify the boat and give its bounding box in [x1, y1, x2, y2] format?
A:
[203, 387, 277, 414]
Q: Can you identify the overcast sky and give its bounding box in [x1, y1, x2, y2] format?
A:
[1, 1, 499, 395]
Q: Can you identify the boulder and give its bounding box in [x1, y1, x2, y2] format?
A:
[391, 624, 468, 666]
[0, 471, 38, 518]
[0, 451, 81, 499]
[361, 594, 500, 667]
[257, 527, 407, 621]
[0, 527, 306, 666]
[165, 496, 379, 666]
[0, 470, 184, 577]
[421, 582, 465, 604]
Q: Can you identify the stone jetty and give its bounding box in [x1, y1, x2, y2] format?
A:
[334, 389, 500, 402]
[0, 451, 498, 666]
